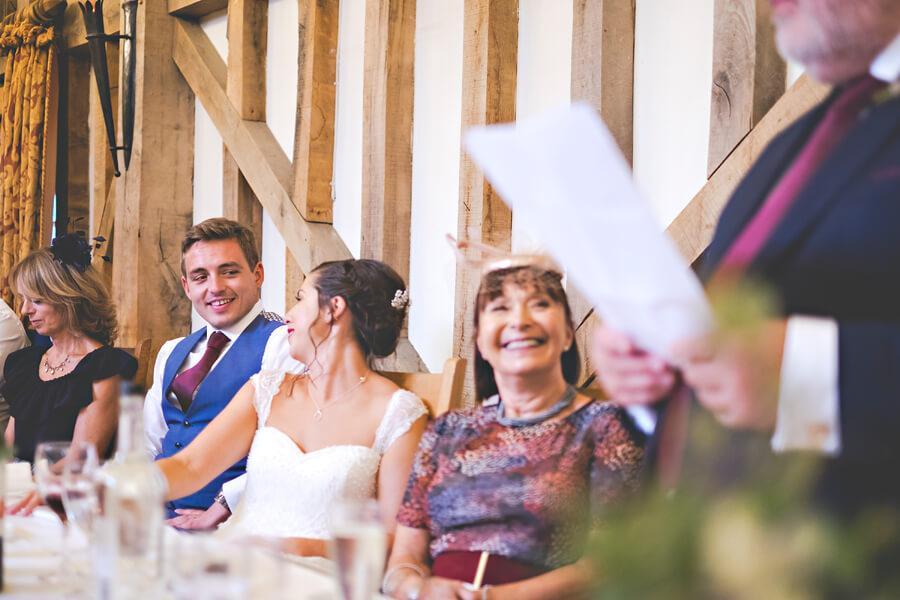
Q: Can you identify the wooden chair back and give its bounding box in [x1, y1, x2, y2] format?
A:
[118, 337, 155, 391]
[381, 358, 466, 417]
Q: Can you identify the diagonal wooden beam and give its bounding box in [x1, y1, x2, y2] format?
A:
[708, 0, 786, 176]
[667, 74, 830, 263]
[361, 0, 415, 282]
[169, 0, 227, 18]
[172, 17, 353, 273]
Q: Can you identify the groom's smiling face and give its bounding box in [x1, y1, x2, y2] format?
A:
[181, 238, 264, 330]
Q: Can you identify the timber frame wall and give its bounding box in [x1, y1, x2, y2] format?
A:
[49, 0, 829, 403]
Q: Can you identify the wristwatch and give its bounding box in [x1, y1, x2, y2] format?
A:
[213, 490, 230, 512]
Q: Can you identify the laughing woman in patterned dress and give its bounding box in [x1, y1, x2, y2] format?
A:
[384, 262, 646, 600]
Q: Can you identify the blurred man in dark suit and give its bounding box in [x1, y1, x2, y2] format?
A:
[593, 0, 900, 516]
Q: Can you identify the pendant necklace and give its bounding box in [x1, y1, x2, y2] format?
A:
[496, 385, 577, 427]
[309, 373, 369, 421]
[42, 352, 72, 376]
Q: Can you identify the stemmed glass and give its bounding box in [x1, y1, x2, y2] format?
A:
[33, 441, 75, 581]
[329, 498, 387, 600]
[61, 441, 101, 541]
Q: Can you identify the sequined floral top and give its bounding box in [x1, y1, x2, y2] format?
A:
[397, 398, 646, 570]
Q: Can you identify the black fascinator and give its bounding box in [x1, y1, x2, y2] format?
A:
[50, 232, 94, 272]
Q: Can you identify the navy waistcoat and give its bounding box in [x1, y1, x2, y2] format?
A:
[159, 312, 282, 510]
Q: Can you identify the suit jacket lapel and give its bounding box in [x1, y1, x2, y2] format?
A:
[751, 95, 900, 273]
[700, 100, 831, 279]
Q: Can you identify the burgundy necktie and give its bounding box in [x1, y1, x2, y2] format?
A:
[169, 331, 229, 412]
[656, 75, 885, 489]
[720, 75, 885, 270]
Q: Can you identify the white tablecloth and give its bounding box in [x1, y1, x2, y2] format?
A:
[2, 463, 387, 599]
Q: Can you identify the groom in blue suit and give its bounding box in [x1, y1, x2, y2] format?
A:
[592, 0, 900, 516]
[143, 218, 303, 520]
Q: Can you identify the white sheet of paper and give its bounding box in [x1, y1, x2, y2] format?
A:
[464, 102, 713, 360]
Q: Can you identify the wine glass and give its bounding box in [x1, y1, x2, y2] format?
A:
[33, 441, 74, 581]
[328, 498, 387, 600]
[61, 441, 100, 540]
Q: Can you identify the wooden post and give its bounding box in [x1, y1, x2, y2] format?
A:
[112, 3, 195, 347]
[223, 0, 265, 254]
[570, 0, 636, 381]
[571, 0, 635, 163]
[707, 0, 786, 176]
[285, 248, 304, 316]
[669, 75, 829, 263]
[293, 0, 339, 224]
[360, 0, 415, 281]
[453, 0, 517, 402]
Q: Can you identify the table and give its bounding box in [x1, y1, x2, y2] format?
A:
[3, 464, 388, 599]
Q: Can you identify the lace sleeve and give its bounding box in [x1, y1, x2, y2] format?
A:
[250, 370, 288, 429]
[373, 390, 428, 455]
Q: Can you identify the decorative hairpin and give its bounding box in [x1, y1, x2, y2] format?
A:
[391, 289, 410, 310]
[446, 234, 560, 275]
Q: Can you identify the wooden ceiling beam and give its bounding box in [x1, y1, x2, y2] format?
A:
[172, 18, 352, 273]
[667, 74, 830, 264]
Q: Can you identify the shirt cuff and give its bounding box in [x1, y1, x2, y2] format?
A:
[771, 315, 840, 455]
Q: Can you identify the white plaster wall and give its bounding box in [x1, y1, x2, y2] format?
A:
[408, 0, 464, 372]
[633, 0, 715, 227]
[261, 0, 300, 317]
[514, 0, 573, 253]
[332, 0, 366, 260]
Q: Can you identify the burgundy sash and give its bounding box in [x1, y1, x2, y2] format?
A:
[432, 551, 548, 586]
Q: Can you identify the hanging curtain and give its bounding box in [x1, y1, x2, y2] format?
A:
[0, 0, 65, 305]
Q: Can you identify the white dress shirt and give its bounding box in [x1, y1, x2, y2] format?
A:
[771, 33, 900, 454]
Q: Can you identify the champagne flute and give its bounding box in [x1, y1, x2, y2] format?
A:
[329, 498, 387, 600]
[33, 441, 73, 581]
[61, 441, 100, 540]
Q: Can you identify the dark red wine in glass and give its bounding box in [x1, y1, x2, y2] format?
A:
[44, 493, 69, 523]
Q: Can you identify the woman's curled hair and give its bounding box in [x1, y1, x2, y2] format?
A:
[311, 259, 408, 362]
[8, 247, 119, 345]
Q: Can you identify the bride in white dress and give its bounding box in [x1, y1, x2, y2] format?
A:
[157, 259, 428, 556]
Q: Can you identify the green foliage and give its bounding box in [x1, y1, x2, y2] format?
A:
[587, 416, 900, 599]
